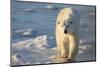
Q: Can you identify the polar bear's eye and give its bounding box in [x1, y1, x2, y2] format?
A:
[58, 21, 60, 24]
[64, 22, 66, 25]
[64, 20, 66, 25]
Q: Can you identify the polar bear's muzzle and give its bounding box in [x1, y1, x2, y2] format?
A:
[64, 28, 68, 34]
[64, 21, 72, 34]
[64, 25, 69, 34]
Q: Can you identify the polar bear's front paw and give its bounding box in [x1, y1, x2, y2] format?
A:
[61, 54, 68, 58]
[61, 52, 68, 58]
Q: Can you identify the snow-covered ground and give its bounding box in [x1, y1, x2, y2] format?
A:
[11, 35, 95, 65]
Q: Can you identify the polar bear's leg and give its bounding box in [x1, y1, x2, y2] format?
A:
[61, 43, 66, 58]
[57, 43, 61, 57]
[56, 36, 68, 58]
[60, 40, 69, 58]
[56, 34, 62, 57]
[68, 34, 78, 60]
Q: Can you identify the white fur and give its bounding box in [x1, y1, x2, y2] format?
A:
[55, 8, 80, 60]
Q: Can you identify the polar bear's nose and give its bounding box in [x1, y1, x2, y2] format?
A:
[64, 24, 69, 34]
[64, 29, 67, 34]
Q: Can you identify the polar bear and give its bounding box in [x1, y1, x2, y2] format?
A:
[55, 8, 80, 61]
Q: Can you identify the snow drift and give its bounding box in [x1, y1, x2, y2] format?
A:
[11, 35, 95, 65]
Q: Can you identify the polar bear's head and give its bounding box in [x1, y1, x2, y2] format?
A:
[57, 8, 80, 34]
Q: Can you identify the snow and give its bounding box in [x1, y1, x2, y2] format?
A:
[15, 29, 35, 36]
[45, 5, 53, 9]
[12, 35, 95, 65]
